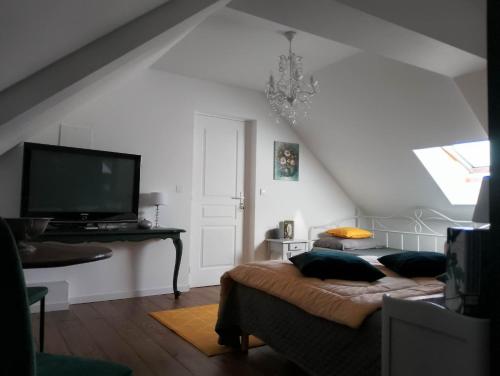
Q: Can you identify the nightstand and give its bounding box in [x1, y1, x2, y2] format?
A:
[267, 239, 309, 260]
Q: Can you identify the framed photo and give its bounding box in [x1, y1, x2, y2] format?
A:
[274, 141, 299, 181]
[279, 220, 295, 240]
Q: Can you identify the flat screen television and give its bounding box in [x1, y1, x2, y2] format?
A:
[21, 142, 141, 223]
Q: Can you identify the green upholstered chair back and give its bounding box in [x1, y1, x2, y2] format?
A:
[0, 217, 36, 376]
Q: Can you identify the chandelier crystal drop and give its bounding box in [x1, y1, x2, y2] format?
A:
[265, 31, 319, 126]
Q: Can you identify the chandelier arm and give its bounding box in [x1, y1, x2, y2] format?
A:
[289, 41, 293, 99]
[296, 86, 318, 95]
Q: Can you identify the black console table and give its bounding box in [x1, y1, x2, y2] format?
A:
[38, 227, 186, 298]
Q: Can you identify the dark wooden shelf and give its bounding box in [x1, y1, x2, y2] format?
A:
[38, 227, 185, 244]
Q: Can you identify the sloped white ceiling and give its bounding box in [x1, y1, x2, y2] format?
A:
[153, 8, 359, 91]
[228, 0, 486, 78]
[0, 0, 230, 156]
[336, 0, 486, 58]
[0, 0, 170, 91]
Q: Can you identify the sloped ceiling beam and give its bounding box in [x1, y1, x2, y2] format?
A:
[454, 69, 488, 133]
[229, 0, 485, 78]
[0, 0, 229, 155]
[336, 0, 485, 58]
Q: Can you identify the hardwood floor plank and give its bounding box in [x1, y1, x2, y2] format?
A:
[32, 288, 305, 375]
[211, 352, 267, 376]
[43, 318, 71, 355]
[31, 314, 40, 348]
[142, 293, 267, 376]
[45, 308, 79, 323]
[185, 287, 220, 305]
[111, 297, 226, 376]
[244, 346, 307, 375]
[71, 303, 156, 376]
[201, 286, 221, 301]
[57, 318, 108, 361]
[91, 300, 192, 376]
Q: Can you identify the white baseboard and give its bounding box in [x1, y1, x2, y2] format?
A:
[69, 284, 190, 305]
[27, 282, 191, 312]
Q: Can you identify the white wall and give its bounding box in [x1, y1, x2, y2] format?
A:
[454, 69, 488, 133]
[0, 69, 354, 304]
[294, 52, 487, 219]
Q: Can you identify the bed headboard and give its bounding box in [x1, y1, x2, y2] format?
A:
[308, 208, 473, 252]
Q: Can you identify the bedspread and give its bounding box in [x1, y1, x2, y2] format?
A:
[220, 259, 444, 328]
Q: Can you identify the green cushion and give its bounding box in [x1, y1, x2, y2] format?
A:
[290, 248, 386, 282]
[37, 353, 132, 376]
[378, 251, 446, 278]
[27, 286, 48, 305]
[1, 218, 36, 376]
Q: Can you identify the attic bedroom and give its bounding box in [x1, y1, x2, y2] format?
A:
[0, 1, 497, 376]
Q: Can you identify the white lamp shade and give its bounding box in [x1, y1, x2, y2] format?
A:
[472, 176, 489, 223]
[150, 192, 167, 206]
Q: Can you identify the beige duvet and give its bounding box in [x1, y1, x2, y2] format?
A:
[221, 257, 444, 328]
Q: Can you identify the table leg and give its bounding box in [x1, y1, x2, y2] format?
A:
[172, 237, 183, 298]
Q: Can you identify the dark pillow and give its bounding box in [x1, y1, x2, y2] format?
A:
[377, 251, 446, 278]
[289, 248, 385, 282]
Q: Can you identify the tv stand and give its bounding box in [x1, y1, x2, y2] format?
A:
[38, 227, 186, 298]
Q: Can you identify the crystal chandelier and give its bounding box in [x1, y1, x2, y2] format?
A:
[265, 31, 319, 126]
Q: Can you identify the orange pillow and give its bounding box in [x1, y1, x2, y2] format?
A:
[326, 227, 373, 239]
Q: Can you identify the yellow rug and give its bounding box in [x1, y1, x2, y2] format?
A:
[150, 304, 264, 356]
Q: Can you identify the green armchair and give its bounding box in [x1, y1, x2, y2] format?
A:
[0, 217, 132, 376]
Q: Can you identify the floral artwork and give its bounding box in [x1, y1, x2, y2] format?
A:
[274, 141, 299, 181]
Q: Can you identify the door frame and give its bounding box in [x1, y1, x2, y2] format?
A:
[189, 112, 256, 287]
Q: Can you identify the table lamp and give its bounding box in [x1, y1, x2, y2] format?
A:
[472, 176, 489, 225]
[150, 192, 167, 228]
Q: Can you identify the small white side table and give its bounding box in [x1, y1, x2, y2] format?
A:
[267, 238, 309, 260]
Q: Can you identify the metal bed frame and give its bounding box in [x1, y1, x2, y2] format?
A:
[308, 207, 473, 252]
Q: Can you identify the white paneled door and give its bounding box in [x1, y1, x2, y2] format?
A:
[190, 114, 245, 287]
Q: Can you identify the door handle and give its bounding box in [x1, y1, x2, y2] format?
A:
[231, 192, 245, 210]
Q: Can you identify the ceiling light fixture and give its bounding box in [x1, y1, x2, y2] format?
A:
[265, 31, 319, 126]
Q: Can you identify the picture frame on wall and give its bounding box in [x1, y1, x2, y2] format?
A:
[274, 141, 299, 181]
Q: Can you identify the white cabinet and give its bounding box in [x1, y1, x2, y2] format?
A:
[382, 295, 490, 376]
[267, 239, 309, 260]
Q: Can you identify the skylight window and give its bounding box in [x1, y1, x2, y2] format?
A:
[414, 140, 489, 205]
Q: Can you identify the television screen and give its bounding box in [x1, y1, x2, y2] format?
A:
[21, 143, 141, 222]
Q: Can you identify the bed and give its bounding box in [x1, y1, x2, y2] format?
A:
[215, 208, 471, 376]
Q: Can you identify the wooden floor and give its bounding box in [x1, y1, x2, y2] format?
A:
[32, 286, 307, 376]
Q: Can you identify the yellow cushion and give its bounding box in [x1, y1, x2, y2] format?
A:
[326, 227, 373, 239]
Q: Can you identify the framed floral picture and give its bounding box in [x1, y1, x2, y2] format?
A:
[274, 141, 299, 181]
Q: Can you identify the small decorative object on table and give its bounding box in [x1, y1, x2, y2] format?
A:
[5, 217, 51, 253]
[279, 220, 294, 240]
[138, 218, 153, 229]
[274, 141, 299, 181]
